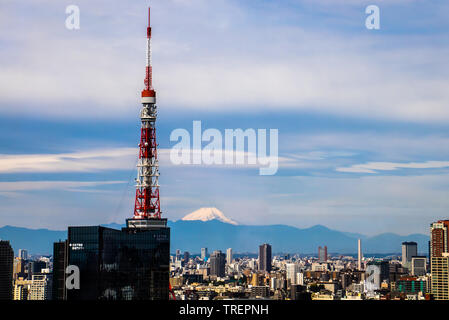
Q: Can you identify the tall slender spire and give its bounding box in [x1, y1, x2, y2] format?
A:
[144, 7, 153, 92]
[134, 7, 161, 219]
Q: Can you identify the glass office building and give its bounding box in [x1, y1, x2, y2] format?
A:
[52, 240, 68, 300]
[64, 219, 170, 300]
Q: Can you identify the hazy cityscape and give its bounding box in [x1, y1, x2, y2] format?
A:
[0, 218, 448, 300]
[1, 1, 448, 308]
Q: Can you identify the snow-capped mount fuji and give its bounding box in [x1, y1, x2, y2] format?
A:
[181, 207, 238, 225]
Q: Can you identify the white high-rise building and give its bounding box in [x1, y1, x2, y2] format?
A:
[431, 253, 449, 300]
[296, 272, 304, 285]
[18, 249, 28, 260]
[286, 263, 299, 285]
[13, 278, 32, 300]
[249, 259, 257, 270]
[201, 248, 208, 260]
[358, 239, 363, 270]
[311, 262, 328, 272]
[226, 248, 233, 265]
[28, 274, 52, 300]
[365, 261, 389, 293]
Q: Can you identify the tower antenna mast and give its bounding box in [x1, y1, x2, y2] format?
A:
[134, 7, 161, 219]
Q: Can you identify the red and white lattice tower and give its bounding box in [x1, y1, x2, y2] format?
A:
[134, 7, 161, 220]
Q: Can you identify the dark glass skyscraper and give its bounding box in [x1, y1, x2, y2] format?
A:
[55, 219, 170, 300]
[401, 241, 418, 270]
[0, 240, 14, 300]
[258, 243, 272, 273]
[210, 250, 226, 277]
[52, 240, 68, 300]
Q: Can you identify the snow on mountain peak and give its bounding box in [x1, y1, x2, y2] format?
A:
[181, 207, 238, 225]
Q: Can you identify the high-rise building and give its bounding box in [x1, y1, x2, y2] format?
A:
[210, 250, 226, 277]
[296, 272, 304, 286]
[18, 249, 28, 261]
[64, 222, 170, 300]
[25, 261, 34, 280]
[52, 240, 68, 300]
[258, 244, 272, 273]
[401, 241, 418, 270]
[286, 263, 299, 285]
[248, 258, 257, 271]
[318, 246, 328, 262]
[431, 254, 449, 300]
[430, 219, 449, 300]
[389, 262, 407, 283]
[201, 248, 208, 260]
[430, 220, 449, 258]
[13, 257, 25, 280]
[175, 249, 181, 261]
[358, 239, 363, 270]
[341, 273, 352, 289]
[365, 260, 390, 292]
[226, 248, 233, 265]
[0, 240, 14, 300]
[411, 256, 427, 276]
[13, 277, 32, 300]
[183, 251, 190, 264]
[28, 273, 52, 300]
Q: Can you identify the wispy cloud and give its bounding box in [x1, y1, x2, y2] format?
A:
[337, 160, 449, 173]
[0, 147, 343, 174]
[0, 148, 137, 173]
[0, 180, 126, 193]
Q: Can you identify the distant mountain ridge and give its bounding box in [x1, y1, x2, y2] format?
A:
[0, 225, 66, 255]
[0, 220, 429, 256]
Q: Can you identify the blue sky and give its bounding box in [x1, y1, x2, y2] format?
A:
[0, 0, 448, 236]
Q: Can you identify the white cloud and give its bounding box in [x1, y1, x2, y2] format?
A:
[0, 148, 137, 173]
[0, 147, 297, 175]
[0, 1, 448, 121]
[336, 160, 449, 173]
[283, 133, 449, 160]
[0, 180, 126, 193]
[2, 131, 448, 177]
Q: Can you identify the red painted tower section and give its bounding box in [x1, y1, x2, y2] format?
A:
[134, 7, 161, 220]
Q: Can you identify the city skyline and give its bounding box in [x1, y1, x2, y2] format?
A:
[3, 218, 449, 301]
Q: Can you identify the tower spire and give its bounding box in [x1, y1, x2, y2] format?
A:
[144, 7, 153, 92]
[134, 6, 161, 219]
